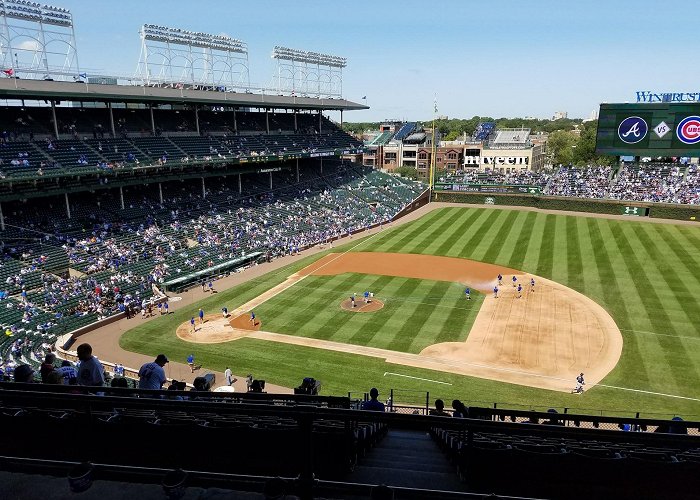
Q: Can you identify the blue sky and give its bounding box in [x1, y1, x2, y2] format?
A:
[41, 0, 699, 121]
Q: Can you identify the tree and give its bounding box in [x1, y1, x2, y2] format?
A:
[394, 166, 418, 180]
[572, 121, 615, 166]
[547, 130, 577, 166]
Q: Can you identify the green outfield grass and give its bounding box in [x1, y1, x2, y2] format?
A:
[120, 207, 700, 417]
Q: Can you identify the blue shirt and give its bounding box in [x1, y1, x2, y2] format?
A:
[187, 355, 194, 364]
[190, 318, 195, 325]
[465, 288, 470, 294]
[493, 287, 498, 293]
[198, 310, 204, 318]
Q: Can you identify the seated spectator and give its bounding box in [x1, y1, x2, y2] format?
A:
[39, 352, 56, 382]
[14, 364, 35, 383]
[138, 354, 169, 390]
[76, 343, 105, 387]
[44, 371, 63, 385]
[429, 399, 450, 416]
[56, 359, 78, 385]
[362, 387, 385, 412]
[451, 399, 468, 418]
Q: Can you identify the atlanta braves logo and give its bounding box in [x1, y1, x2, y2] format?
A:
[618, 116, 648, 144]
[676, 116, 700, 144]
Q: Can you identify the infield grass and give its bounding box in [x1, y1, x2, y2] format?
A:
[121, 207, 700, 417]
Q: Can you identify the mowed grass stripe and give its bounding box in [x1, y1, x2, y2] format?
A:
[493, 210, 531, 265]
[521, 213, 547, 273]
[506, 211, 538, 270]
[262, 273, 363, 336]
[431, 208, 486, 257]
[535, 214, 557, 278]
[346, 277, 424, 347]
[665, 225, 700, 278]
[386, 280, 454, 352]
[565, 215, 585, 293]
[415, 208, 483, 255]
[311, 274, 397, 342]
[466, 210, 512, 260]
[585, 218, 649, 387]
[449, 209, 503, 259]
[432, 291, 482, 346]
[473, 209, 520, 263]
[392, 208, 467, 254]
[606, 221, 694, 392]
[375, 208, 455, 253]
[634, 224, 700, 331]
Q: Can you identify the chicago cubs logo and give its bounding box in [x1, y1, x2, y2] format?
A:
[618, 116, 648, 144]
[676, 116, 700, 144]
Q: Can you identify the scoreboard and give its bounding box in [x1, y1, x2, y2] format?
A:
[595, 103, 700, 157]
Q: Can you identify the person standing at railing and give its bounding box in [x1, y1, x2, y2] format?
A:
[362, 388, 385, 412]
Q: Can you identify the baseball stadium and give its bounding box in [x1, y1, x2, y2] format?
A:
[1, 2, 700, 499]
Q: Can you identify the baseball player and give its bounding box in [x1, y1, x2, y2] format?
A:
[364, 291, 370, 303]
[512, 275, 518, 288]
[574, 373, 585, 394]
[187, 354, 195, 373]
[350, 294, 356, 308]
[517, 283, 522, 298]
[250, 311, 256, 325]
[465, 287, 471, 300]
[198, 307, 204, 324]
[189, 316, 196, 333]
[221, 306, 229, 318]
[497, 274, 503, 286]
[530, 278, 535, 292]
[493, 286, 499, 299]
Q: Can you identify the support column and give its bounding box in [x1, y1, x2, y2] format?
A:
[296, 159, 300, 183]
[320, 158, 323, 175]
[201, 177, 206, 198]
[51, 101, 59, 139]
[265, 108, 270, 134]
[318, 111, 322, 133]
[150, 104, 156, 135]
[158, 182, 163, 204]
[340, 109, 343, 128]
[294, 110, 298, 132]
[233, 108, 237, 133]
[119, 186, 125, 210]
[0, 201, 4, 231]
[195, 105, 200, 135]
[269, 171, 273, 190]
[64, 192, 71, 219]
[108, 102, 116, 137]
[238, 173, 242, 194]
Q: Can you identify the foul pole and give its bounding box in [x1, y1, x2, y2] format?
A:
[429, 96, 437, 200]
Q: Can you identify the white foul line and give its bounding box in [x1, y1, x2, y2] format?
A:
[595, 383, 700, 402]
[384, 372, 453, 386]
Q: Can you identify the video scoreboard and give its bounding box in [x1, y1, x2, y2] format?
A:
[595, 103, 700, 157]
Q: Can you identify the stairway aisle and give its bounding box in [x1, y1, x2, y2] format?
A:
[350, 428, 468, 492]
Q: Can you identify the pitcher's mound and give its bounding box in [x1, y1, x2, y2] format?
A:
[176, 314, 250, 344]
[340, 298, 384, 313]
[229, 313, 262, 331]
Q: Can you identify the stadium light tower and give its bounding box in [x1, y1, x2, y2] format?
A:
[0, 0, 80, 81]
[271, 45, 346, 97]
[135, 24, 250, 90]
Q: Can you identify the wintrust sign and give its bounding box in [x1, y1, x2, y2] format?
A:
[463, 155, 529, 166]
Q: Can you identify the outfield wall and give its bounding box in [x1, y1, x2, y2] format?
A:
[432, 191, 700, 221]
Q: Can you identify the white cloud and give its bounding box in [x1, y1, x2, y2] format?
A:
[17, 40, 41, 51]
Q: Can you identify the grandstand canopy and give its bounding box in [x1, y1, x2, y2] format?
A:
[0, 79, 368, 111]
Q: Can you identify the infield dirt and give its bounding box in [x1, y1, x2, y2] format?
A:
[176, 252, 623, 392]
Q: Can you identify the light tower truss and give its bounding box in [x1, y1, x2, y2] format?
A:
[0, 0, 80, 81]
[136, 24, 250, 90]
[272, 46, 346, 98]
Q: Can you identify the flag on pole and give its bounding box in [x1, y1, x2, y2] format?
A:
[3, 68, 14, 76]
[78, 72, 87, 79]
[362, 96, 367, 100]
[434, 97, 438, 114]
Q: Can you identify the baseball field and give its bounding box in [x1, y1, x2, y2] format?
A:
[119, 205, 700, 417]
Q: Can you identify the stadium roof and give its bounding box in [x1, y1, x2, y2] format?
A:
[0, 79, 368, 111]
